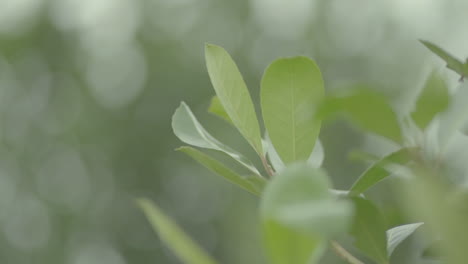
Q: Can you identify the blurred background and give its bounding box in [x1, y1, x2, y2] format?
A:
[0, 0, 467, 263]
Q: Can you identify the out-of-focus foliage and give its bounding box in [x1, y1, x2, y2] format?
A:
[1, 0, 468, 263]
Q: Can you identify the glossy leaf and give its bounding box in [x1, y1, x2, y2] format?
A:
[387, 222, 424, 257]
[350, 197, 388, 264]
[172, 102, 260, 176]
[411, 72, 449, 129]
[420, 40, 468, 78]
[261, 57, 324, 164]
[208, 96, 232, 124]
[137, 199, 218, 264]
[349, 148, 413, 196]
[178, 146, 266, 196]
[261, 164, 353, 264]
[205, 44, 263, 155]
[319, 89, 402, 144]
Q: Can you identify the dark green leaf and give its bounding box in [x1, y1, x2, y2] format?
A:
[261, 57, 324, 164]
[172, 102, 260, 176]
[177, 146, 266, 196]
[350, 197, 388, 264]
[349, 148, 414, 196]
[411, 72, 449, 129]
[205, 44, 263, 155]
[136, 199, 218, 264]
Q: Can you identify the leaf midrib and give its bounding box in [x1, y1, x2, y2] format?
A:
[289, 63, 297, 161]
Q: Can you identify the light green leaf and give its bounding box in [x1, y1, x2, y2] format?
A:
[205, 44, 263, 155]
[261, 57, 324, 164]
[319, 89, 402, 144]
[411, 72, 449, 129]
[349, 148, 414, 196]
[420, 40, 468, 78]
[136, 199, 218, 264]
[262, 220, 326, 264]
[266, 135, 324, 173]
[261, 164, 353, 264]
[177, 146, 266, 196]
[172, 102, 260, 176]
[387, 222, 424, 257]
[208, 96, 233, 124]
[350, 197, 388, 264]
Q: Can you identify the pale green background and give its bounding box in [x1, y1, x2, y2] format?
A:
[0, 0, 466, 263]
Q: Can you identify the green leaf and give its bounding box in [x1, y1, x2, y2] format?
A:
[177, 146, 266, 196]
[262, 220, 326, 264]
[266, 135, 324, 173]
[420, 40, 468, 78]
[136, 199, 218, 264]
[387, 222, 424, 257]
[411, 72, 450, 129]
[208, 96, 233, 124]
[261, 57, 324, 164]
[261, 164, 353, 264]
[349, 148, 414, 196]
[172, 102, 260, 176]
[350, 197, 388, 264]
[205, 44, 263, 155]
[319, 89, 402, 144]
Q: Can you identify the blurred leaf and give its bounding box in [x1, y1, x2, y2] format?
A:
[319, 89, 402, 144]
[262, 220, 326, 264]
[402, 171, 468, 264]
[205, 44, 263, 155]
[172, 102, 260, 176]
[422, 240, 442, 259]
[348, 149, 381, 164]
[137, 199, 218, 264]
[266, 135, 324, 173]
[420, 40, 468, 78]
[349, 148, 413, 196]
[261, 164, 353, 264]
[178, 146, 266, 196]
[350, 197, 388, 264]
[208, 96, 232, 124]
[387, 222, 424, 257]
[261, 57, 324, 164]
[438, 82, 468, 148]
[275, 199, 352, 237]
[411, 72, 449, 129]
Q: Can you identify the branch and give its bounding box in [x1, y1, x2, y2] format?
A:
[260, 155, 275, 178]
[331, 241, 364, 264]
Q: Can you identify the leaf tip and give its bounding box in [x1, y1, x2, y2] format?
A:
[134, 197, 151, 211]
[205, 43, 221, 53]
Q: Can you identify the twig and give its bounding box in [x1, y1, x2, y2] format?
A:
[260, 155, 275, 178]
[331, 240, 364, 264]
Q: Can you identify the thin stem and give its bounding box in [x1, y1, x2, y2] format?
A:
[331, 240, 364, 264]
[261, 155, 275, 178]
